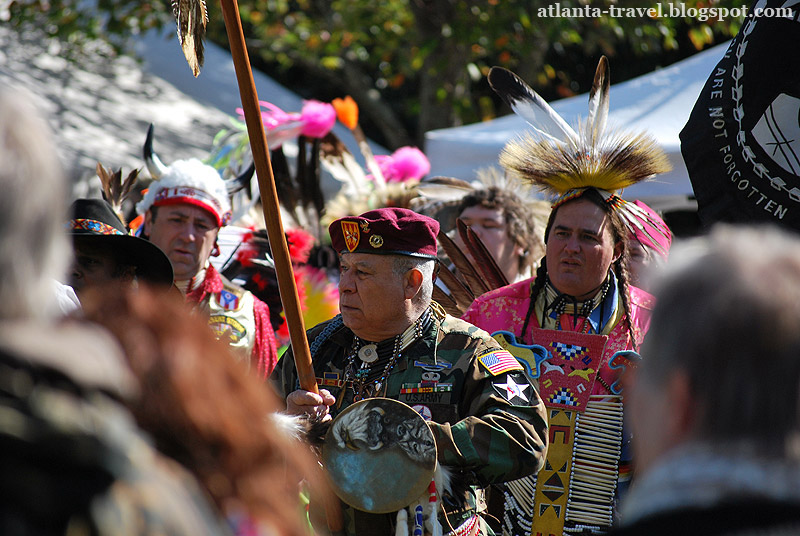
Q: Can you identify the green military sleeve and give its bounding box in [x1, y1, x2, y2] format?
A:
[426, 319, 548, 487]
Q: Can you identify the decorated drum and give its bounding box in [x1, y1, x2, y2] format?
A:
[322, 397, 437, 513]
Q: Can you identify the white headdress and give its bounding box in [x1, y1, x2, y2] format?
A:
[137, 124, 253, 227]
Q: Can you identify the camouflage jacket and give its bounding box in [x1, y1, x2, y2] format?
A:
[271, 310, 548, 535]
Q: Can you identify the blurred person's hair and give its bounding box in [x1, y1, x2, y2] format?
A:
[641, 224, 800, 454]
[0, 87, 69, 319]
[81, 285, 326, 535]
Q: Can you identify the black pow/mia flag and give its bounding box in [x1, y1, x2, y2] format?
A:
[680, 0, 800, 229]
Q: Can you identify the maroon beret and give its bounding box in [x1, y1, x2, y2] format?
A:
[329, 207, 439, 259]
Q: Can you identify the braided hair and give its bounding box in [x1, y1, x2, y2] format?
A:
[519, 189, 638, 350]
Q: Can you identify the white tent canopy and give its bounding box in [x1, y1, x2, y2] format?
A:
[424, 42, 729, 205]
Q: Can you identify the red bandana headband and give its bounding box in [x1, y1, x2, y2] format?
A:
[152, 186, 232, 226]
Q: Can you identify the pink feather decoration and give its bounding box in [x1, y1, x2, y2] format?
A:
[376, 146, 430, 182]
[300, 100, 336, 138]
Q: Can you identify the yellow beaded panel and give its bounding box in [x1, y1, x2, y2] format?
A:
[530, 409, 577, 536]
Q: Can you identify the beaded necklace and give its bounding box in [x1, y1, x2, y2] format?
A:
[344, 308, 431, 401]
[542, 276, 611, 333]
[520, 275, 613, 339]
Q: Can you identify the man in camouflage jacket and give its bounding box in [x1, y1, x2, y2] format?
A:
[272, 208, 548, 535]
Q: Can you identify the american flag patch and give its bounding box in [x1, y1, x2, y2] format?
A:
[478, 350, 522, 376]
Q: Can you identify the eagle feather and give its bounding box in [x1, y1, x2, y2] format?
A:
[172, 0, 208, 77]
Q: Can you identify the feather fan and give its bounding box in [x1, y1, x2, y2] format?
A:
[456, 219, 509, 290]
[437, 230, 490, 298]
[434, 223, 512, 316]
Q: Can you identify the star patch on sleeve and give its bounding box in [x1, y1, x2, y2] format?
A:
[492, 372, 533, 405]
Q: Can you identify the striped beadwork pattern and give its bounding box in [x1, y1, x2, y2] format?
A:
[564, 394, 624, 531]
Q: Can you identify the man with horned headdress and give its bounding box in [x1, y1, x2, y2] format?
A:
[462, 57, 672, 535]
[137, 127, 278, 377]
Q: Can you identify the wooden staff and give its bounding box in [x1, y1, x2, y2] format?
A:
[218, 0, 317, 395]
[218, 2, 344, 531]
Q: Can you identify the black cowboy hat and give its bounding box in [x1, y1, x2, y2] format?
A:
[68, 199, 173, 286]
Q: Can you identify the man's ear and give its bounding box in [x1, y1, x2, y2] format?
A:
[404, 268, 424, 299]
[665, 370, 696, 442]
[143, 210, 153, 237]
[612, 239, 624, 264]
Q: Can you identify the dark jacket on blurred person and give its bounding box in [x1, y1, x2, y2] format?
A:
[0, 319, 230, 535]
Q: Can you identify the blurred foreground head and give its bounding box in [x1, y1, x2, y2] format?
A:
[81, 285, 325, 535]
[630, 224, 800, 474]
[0, 86, 69, 320]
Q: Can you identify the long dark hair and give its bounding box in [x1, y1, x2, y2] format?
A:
[520, 189, 637, 350]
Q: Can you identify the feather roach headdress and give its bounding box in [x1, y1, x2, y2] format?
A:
[488, 57, 672, 249]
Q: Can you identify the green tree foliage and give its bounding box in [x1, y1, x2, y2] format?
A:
[7, 0, 744, 148]
[7, 0, 170, 59]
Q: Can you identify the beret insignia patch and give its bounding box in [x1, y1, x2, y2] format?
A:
[342, 221, 360, 252]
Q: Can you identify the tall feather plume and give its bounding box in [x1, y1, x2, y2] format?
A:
[268, 134, 329, 238]
[499, 130, 670, 196]
[488, 66, 579, 144]
[299, 136, 325, 219]
[271, 145, 302, 224]
[585, 56, 610, 149]
[491, 57, 673, 256]
[96, 162, 139, 225]
[433, 266, 474, 317]
[172, 0, 208, 77]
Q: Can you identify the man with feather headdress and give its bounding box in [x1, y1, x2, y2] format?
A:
[461, 57, 671, 536]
